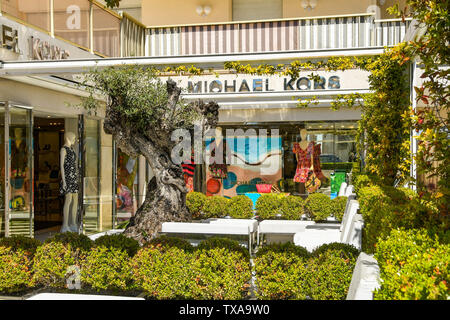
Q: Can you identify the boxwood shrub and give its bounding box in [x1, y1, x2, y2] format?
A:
[81, 246, 134, 292]
[255, 194, 283, 219]
[0, 235, 41, 256]
[0, 247, 33, 294]
[331, 196, 348, 222]
[32, 242, 81, 289]
[255, 242, 310, 260]
[279, 196, 305, 220]
[94, 234, 140, 257]
[146, 235, 194, 253]
[202, 196, 230, 219]
[254, 242, 357, 300]
[186, 192, 207, 219]
[311, 242, 360, 260]
[44, 232, 93, 252]
[226, 195, 254, 219]
[131, 246, 196, 299]
[191, 248, 252, 300]
[306, 249, 357, 300]
[196, 237, 249, 259]
[358, 185, 439, 253]
[374, 228, 449, 300]
[254, 250, 309, 300]
[304, 193, 334, 222]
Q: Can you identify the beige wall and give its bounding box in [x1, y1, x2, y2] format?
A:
[142, 0, 408, 26]
[379, 0, 408, 19]
[142, 0, 232, 26]
[283, 0, 373, 19]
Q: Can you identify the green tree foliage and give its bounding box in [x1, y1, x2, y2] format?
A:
[390, 0, 449, 219]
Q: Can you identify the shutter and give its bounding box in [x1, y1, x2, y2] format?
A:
[232, 0, 282, 22]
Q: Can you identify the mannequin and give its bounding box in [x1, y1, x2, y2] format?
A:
[60, 132, 79, 233]
[293, 128, 326, 194]
[298, 128, 309, 151]
[294, 128, 311, 194]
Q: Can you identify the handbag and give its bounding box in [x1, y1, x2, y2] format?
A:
[305, 170, 321, 193]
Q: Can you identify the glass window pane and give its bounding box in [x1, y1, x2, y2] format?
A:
[83, 118, 100, 234]
[93, 4, 120, 57]
[54, 0, 90, 49]
[9, 107, 32, 236]
[1, 0, 50, 32]
[0, 104, 4, 236]
[115, 148, 138, 225]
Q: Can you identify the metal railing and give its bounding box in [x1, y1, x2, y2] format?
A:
[0, 2, 412, 59]
[145, 14, 412, 57]
[0, 0, 144, 58]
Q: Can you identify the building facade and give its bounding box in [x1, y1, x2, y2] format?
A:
[0, 0, 412, 238]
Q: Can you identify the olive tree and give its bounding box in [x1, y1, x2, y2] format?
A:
[82, 66, 219, 243]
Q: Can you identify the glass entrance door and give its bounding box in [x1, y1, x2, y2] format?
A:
[4, 103, 33, 237]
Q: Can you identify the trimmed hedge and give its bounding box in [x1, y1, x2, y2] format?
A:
[191, 248, 252, 299]
[254, 250, 309, 300]
[32, 242, 81, 289]
[226, 195, 254, 219]
[0, 235, 41, 256]
[311, 242, 360, 260]
[202, 196, 230, 219]
[186, 192, 207, 219]
[146, 235, 194, 253]
[0, 247, 33, 294]
[81, 246, 134, 292]
[306, 250, 357, 300]
[255, 242, 310, 260]
[279, 196, 305, 220]
[254, 242, 356, 300]
[255, 194, 283, 219]
[374, 228, 449, 300]
[304, 193, 334, 222]
[358, 185, 442, 253]
[44, 232, 93, 252]
[331, 196, 348, 222]
[131, 246, 196, 299]
[196, 237, 250, 259]
[94, 234, 140, 257]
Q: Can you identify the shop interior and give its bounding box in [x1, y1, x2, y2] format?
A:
[33, 116, 65, 232]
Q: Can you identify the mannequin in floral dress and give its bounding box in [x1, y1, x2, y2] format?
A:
[293, 128, 326, 193]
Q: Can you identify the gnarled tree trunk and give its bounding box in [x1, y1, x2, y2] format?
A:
[103, 79, 219, 244]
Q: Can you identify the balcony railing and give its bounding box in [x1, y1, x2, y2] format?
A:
[145, 14, 412, 57]
[0, 0, 144, 58]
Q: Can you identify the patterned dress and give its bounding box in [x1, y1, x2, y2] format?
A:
[208, 139, 230, 179]
[60, 146, 79, 195]
[293, 141, 325, 183]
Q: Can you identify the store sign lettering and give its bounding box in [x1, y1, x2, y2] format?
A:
[31, 37, 70, 60]
[0, 24, 19, 53]
[187, 76, 340, 94]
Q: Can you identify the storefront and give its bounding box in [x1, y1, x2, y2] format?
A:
[0, 11, 119, 237]
[162, 68, 368, 200]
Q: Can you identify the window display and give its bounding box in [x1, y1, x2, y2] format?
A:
[59, 132, 79, 233]
[115, 148, 138, 222]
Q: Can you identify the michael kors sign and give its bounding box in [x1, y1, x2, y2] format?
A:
[31, 36, 70, 60]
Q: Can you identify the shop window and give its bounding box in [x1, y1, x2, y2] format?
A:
[205, 127, 283, 198]
[115, 148, 139, 225]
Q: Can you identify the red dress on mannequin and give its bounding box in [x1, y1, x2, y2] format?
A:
[293, 141, 325, 183]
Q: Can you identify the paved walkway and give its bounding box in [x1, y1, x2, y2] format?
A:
[34, 225, 61, 243]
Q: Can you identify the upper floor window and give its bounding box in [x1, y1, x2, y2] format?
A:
[232, 0, 282, 21]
